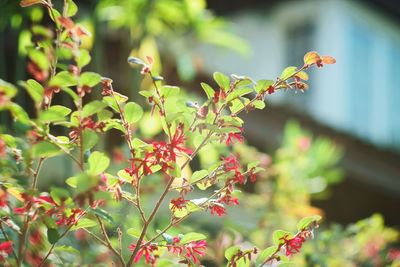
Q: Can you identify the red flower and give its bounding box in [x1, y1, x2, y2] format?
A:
[43, 86, 61, 105]
[170, 197, 189, 212]
[282, 235, 305, 256]
[0, 241, 13, 261]
[248, 170, 257, 183]
[267, 85, 275, 95]
[128, 243, 158, 265]
[101, 78, 113, 96]
[213, 90, 226, 103]
[185, 240, 207, 264]
[170, 123, 192, 157]
[210, 203, 226, 216]
[225, 128, 244, 146]
[77, 85, 92, 97]
[233, 170, 245, 184]
[218, 194, 239, 206]
[223, 155, 240, 171]
[69, 117, 105, 141]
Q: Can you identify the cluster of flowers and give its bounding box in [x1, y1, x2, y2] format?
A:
[11, 192, 85, 226]
[129, 237, 207, 266]
[125, 123, 191, 179]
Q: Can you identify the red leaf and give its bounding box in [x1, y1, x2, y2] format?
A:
[58, 17, 74, 29]
[321, 56, 336, 64]
[20, 0, 42, 7]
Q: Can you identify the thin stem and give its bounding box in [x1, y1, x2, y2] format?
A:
[109, 88, 147, 223]
[96, 215, 126, 266]
[17, 157, 46, 266]
[31, 157, 45, 190]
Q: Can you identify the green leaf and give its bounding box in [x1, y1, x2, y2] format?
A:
[124, 102, 143, 124]
[82, 129, 98, 151]
[32, 142, 62, 158]
[9, 103, 30, 124]
[90, 207, 114, 224]
[213, 72, 230, 91]
[180, 232, 206, 244]
[256, 246, 277, 266]
[47, 228, 60, 244]
[24, 79, 44, 103]
[54, 245, 80, 255]
[80, 72, 101, 87]
[66, 173, 98, 193]
[127, 228, 142, 238]
[88, 151, 110, 175]
[76, 49, 91, 69]
[253, 100, 266, 110]
[66, 0, 78, 17]
[167, 162, 181, 178]
[225, 245, 240, 260]
[190, 170, 208, 184]
[161, 86, 180, 98]
[103, 96, 119, 112]
[82, 100, 107, 118]
[272, 230, 293, 246]
[280, 66, 297, 80]
[50, 187, 70, 206]
[200, 82, 215, 99]
[297, 215, 321, 231]
[226, 87, 254, 102]
[39, 105, 71, 122]
[49, 71, 77, 87]
[255, 79, 274, 93]
[169, 203, 189, 218]
[70, 218, 97, 231]
[28, 48, 49, 70]
[0, 79, 17, 98]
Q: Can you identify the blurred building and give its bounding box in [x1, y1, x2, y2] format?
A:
[197, 0, 400, 225]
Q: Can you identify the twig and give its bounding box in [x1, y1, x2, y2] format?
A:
[96, 215, 126, 266]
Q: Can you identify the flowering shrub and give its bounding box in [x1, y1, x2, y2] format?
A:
[0, 1, 338, 266]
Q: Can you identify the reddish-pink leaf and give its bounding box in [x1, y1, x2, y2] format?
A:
[321, 56, 336, 64]
[20, 0, 42, 7]
[58, 17, 74, 29]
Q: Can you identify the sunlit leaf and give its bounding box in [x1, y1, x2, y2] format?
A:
[124, 102, 143, 124]
[213, 72, 230, 91]
[180, 232, 206, 244]
[321, 56, 336, 64]
[80, 72, 101, 87]
[256, 246, 278, 266]
[280, 66, 297, 80]
[225, 245, 240, 260]
[200, 82, 215, 99]
[303, 51, 321, 66]
[297, 215, 321, 230]
[70, 218, 97, 230]
[88, 151, 110, 175]
[82, 100, 107, 117]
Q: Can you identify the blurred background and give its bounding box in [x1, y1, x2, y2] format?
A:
[1, 0, 399, 265]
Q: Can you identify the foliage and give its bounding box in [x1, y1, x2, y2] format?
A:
[2, 1, 395, 267]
